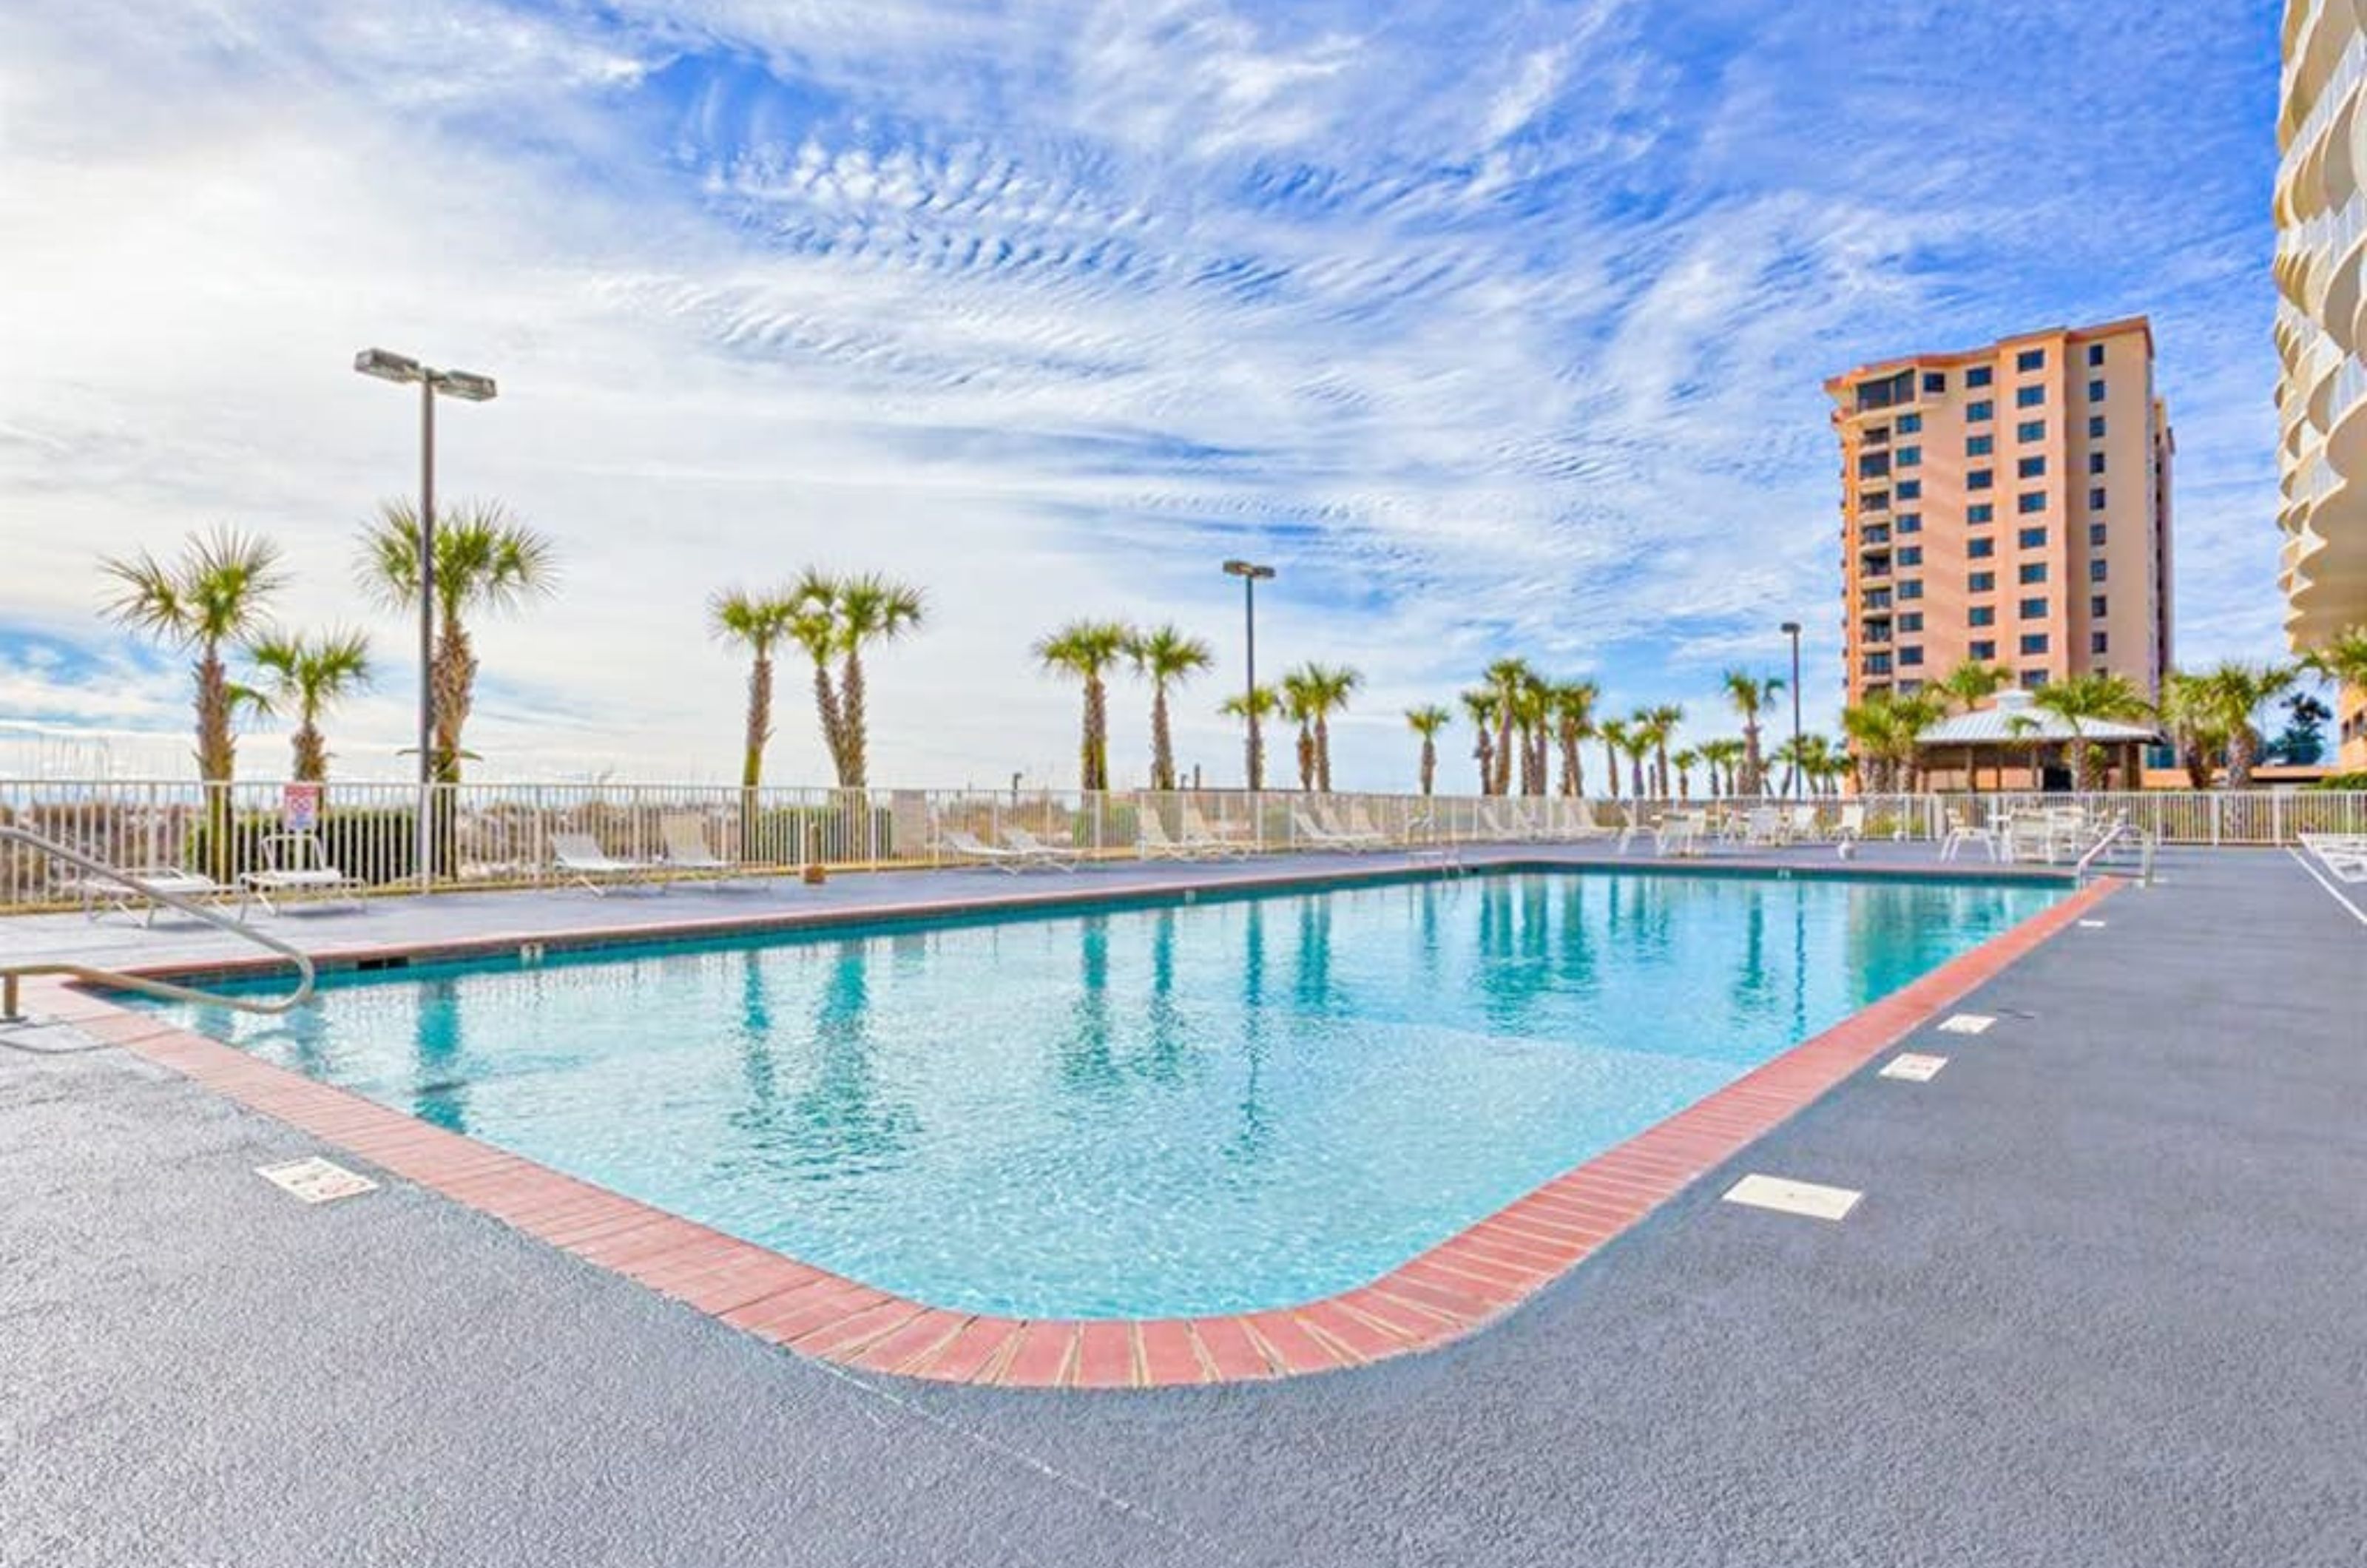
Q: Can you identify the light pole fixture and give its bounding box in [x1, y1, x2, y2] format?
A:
[354, 348, 498, 892]
[1780, 620, 1804, 800]
[1223, 559, 1275, 791]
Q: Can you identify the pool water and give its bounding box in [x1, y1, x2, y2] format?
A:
[150, 871, 2059, 1317]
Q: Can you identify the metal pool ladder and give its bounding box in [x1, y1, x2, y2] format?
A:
[2075, 820, 2155, 888]
[0, 825, 315, 1021]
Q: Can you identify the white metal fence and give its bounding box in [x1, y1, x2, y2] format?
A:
[0, 777, 2360, 913]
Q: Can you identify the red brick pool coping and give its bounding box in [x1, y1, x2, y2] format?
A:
[26, 873, 2115, 1390]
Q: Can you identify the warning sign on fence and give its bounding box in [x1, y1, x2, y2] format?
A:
[281, 783, 322, 833]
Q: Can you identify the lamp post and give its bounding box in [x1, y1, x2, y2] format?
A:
[354, 348, 498, 893]
[1780, 620, 1804, 800]
[1222, 559, 1275, 790]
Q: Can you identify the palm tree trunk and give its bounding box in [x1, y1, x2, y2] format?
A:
[1601, 740, 1620, 799]
[810, 659, 848, 785]
[1558, 726, 1581, 797]
[1297, 723, 1315, 792]
[838, 652, 868, 788]
[195, 649, 234, 883]
[1630, 751, 1645, 799]
[1473, 731, 1492, 794]
[291, 721, 327, 784]
[1081, 675, 1106, 792]
[1149, 683, 1175, 792]
[743, 652, 772, 791]
[1314, 714, 1333, 794]
[433, 613, 475, 785]
[1493, 712, 1513, 796]
[1741, 720, 1762, 796]
[1419, 737, 1436, 796]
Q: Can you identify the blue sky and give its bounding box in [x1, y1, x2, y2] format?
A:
[0, 0, 2289, 786]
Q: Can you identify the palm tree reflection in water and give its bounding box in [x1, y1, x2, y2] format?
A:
[410, 976, 470, 1135]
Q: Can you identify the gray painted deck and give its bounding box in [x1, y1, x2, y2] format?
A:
[2, 848, 2360, 1566]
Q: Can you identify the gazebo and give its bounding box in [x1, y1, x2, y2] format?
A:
[1914, 689, 2159, 792]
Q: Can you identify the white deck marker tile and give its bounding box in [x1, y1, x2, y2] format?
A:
[256, 1157, 377, 1205]
[1880, 1052, 1948, 1082]
[1722, 1173, 1863, 1222]
[2077, 919, 2107, 929]
[1936, 1013, 1995, 1035]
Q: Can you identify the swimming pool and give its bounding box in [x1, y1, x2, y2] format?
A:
[147, 870, 2061, 1318]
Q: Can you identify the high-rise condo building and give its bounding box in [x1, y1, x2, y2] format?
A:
[2277, 1, 2367, 768]
[1825, 319, 2175, 714]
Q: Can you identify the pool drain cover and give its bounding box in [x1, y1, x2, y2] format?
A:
[1722, 1174, 1862, 1222]
[1935, 1013, 1996, 1035]
[1881, 1052, 1948, 1082]
[256, 1157, 377, 1205]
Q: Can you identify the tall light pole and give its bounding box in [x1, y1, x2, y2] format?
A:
[1223, 559, 1275, 790]
[354, 348, 498, 893]
[1780, 620, 1804, 800]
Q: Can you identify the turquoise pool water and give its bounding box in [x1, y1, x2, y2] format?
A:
[148, 871, 2059, 1317]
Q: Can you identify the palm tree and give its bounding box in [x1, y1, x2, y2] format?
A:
[2302, 625, 2367, 692]
[1722, 669, 1784, 795]
[1644, 703, 1684, 797]
[1698, 737, 1745, 797]
[1550, 680, 1598, 797]
[1220, 685, 1283, 790]
[829, 572, 925, 789]
[2195, 661, 2298, 788]
[785, 571, 850, 781]
[1672, 747, 1700, 800]
[247, 629, 373, 783]
[1842, 694, 1925, 794]
[1289, 662, 1362, 793]
[1597, 717, 1630, 801]
[1621, 709, 1655, 798]
[356, 500, 556, 783]
[1936, 658, 2010, 715]
[2033, 670, 2150, 788]
[1279, 669, 1319, 791]
[1127, 624, 1213, 791]
[1460, 689, 1499, 794]
[709, 588, 802, 792]
[2157, 670, 2224, 788]
[1035, 619, 1132, 792]
[1482, 658, 1534, 796]
[1508, 675, 1552, 795]
[1405, 706, 1451, 796]
[101, 528, 286, 879]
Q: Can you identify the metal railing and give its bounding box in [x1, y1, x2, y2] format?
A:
[1, 779, 2361, 914]
[0, 825, 315, 1018]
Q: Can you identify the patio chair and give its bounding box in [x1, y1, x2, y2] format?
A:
[1135, 809, 1201, 862]
[1938, 809, 2002, 863]
[658, 814, 740, 879]
[939, 828, 1039, 873]
[1317, 805, 1386, 848]
[1345, 800, 1396, 846]
[1786, 803, 1823, 842]
[550, 831, 663, 896]
[1615, 802, 1647, 855]
[67, 866, 236, 926]
[240, 832, 365, 916]
[1654, 810, 1709, 857]
[1740, 806, 1788, 848]
[1291, 808, 1368, 852]
[1181, 802, 1253, 855]
[999, 826, 1084, 871]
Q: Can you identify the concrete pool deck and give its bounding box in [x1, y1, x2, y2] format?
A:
[3, 846, 2362, 1564]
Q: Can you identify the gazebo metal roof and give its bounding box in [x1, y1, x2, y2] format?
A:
[1914, 690, 2158, 748]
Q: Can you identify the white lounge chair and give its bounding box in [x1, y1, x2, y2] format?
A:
[1291, 808, 1367, 852]
[1654, 810, 1709, 857]
[68, 866, 235, 925]
[240, 832, 365, 916]
[659, 814, 738, 882]
[1317, 805, 1385, 848]
[551, 831, 663, 895]
[2300, 832, 2367, 882]
[1786, 804, 1823, 843]
[939, 828, 1039, 873]
[1939, 810, 2002, 864]
[1345, 801, 1396, 846]
[1740, 806, 1788, 848]
[1181, 802, 1253, 855]
[1135, 810, 1201, 862]
[1001, 826, 1082, 870]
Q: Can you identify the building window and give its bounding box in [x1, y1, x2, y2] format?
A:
[2087, 451, 2106, 475]
[1863, 490, 1889, 511]
[1968, 399, 1994, 422]
[1898, 412, 1923, 433]
[1969, 537, 1996, 558]
[2020, 633, 2050, 655]
[2018, 456, 2047, 478]
[2087, 379, 2106, 400]
[2088, 487, 2107, 510]
[1900, 612, 1923, 632]
[1968, 469, 1994, 490]
[2016, 348, 2046, 371]
[2018, 526, 2047, 547]
[1899, 578, 1923, 600]
[1968, 503, 1994, 524]
[2019, 562, 2048, 584]
[1897, 513, 1922, 533]
[2016, 419, 2045, 442]
[2091, 631, 2109, 655]
[2019, 669, 2049, 689]
[1968, 365, 1993, 388]
[2090, 595, 2108, 618]
[1865, 653, 1892, 675]
[2088, 522, 2107, 546]
[2017, 385, 2045, 408]
[1971, 638, 1996, 660]
[2089, 558, 2107, 582]
[1898, 545, 1923, 566]
[2018, 492, 2046, 514]
[2019, 597, 2048, 620]
[2088, 415, 2107, 437]
[1897, 445, 1922, 467]
[1969, 570, 1996, 592]
[1858, 452, 1891, 478]
[1967, 434, 1993, 456]
[1900, 646, 1925, 667]
[1922, 371, 1948, 394]
[1970, 606, 1996, 626]
[2087, 343, 2106, 367]
[1897, 479, 1922, 499]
